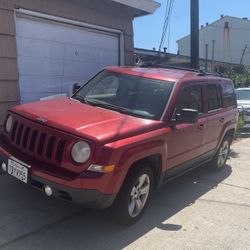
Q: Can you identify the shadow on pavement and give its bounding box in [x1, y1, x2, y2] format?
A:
[0, 164, 232, 250]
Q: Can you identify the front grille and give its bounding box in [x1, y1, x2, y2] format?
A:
[10, 120, 66, 166]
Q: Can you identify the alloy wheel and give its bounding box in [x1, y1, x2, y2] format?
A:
[217, 140, 229, 167]
[128, 174, 151, 218]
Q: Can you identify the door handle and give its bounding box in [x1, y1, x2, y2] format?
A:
[197, 123, 205, 130]
[219, 118, 225, 123]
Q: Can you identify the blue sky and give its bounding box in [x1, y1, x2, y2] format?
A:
[134, 0, 250, 53]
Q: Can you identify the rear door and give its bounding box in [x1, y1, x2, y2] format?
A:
[205, 83, 225, 151]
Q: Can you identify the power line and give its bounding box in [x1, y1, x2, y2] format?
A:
[159, 0, 175, 52]
[159, 0, 174, 51]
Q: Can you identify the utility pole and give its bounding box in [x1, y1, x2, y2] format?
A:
[240, 44, 248, 65]
[211, 40, 215, 72]
[205, 44, 208, 71]
[190, 0, 199, 69]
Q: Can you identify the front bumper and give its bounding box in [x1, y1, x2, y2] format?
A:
[0, 141, 116, 209]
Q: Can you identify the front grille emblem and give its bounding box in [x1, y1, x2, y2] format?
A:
[36, 117, 47, 123]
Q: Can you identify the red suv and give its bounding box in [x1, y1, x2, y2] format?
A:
[0, 67, 238, 224]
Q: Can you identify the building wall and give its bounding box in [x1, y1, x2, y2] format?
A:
[0, 0, 135, 128]
[177, 16, 250, 66]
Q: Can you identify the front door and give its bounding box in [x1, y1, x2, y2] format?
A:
[166, 83, 207, 169]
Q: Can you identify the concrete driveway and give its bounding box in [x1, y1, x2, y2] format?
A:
[0, 138, 249, 250]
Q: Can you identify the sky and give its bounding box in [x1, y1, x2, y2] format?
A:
[133, 0, 250, 53]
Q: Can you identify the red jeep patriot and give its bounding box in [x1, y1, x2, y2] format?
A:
[0, 67, 238, 224]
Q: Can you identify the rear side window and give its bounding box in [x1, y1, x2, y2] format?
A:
[207, 84, 222, 111]
[222, 82, 236, 107]
[177, 85, 203, 113]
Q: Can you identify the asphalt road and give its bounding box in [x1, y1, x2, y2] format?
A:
[0, 138, 249, 250]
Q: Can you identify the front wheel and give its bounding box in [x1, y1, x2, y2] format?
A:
[210, 137, 231, 171]
[111, 166, 153, 225]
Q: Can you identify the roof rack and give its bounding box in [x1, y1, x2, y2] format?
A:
[140, 63, 227, 78]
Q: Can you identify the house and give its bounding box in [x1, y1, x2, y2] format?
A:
[177, 16, 250, 66]
[134, 47, 242, 73]
[0, 0, 160, 128]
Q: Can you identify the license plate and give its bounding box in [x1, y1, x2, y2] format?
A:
[8, 158, 30, 184]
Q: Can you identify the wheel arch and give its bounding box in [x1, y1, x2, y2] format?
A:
[122, 154, 163, 190]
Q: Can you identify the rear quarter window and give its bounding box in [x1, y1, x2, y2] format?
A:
[222, 82, 236, 107]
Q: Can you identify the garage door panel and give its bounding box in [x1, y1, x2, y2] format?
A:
[17, 37, 64, 59]
[16, 15, 120, 103]
[18, 57, 64, 76]
[64, 45, 118, 65]
[17, 17, 119, 50]
[63, 61, 93, 78]
[21, 92, 63, 103]
[19, 76, 63, 93]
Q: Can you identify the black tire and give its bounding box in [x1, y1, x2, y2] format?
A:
[111, 165, 154, 225]
[210, 136, 231, 171]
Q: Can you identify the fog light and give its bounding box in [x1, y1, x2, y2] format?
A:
[44, 185, 53, 197]
[1, 162, 7, 172]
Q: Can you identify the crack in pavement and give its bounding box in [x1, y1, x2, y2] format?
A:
[195, 176, 250, 191]
[199, 198, 250, 208]
[0, 209, 85, 249]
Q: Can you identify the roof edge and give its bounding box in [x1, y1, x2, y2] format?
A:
[111, 0, 160, 15]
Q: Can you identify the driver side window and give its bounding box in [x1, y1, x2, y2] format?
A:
[176, 85, 203, 113]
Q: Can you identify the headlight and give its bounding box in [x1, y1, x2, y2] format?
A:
[5, 115, 13, 133]
[71, 141, 91, 163]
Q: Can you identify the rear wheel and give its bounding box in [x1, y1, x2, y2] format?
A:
[210, 137, 231, 171]
[111, 166, 153, 225]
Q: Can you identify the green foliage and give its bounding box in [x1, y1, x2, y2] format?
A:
[238, 115, 245, 129]
[226, 65, 250, 88]
[236, 114, 245, 137]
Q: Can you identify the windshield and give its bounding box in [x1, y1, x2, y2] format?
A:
[72, 70, 174, 120]
[235, 89, 250, 100]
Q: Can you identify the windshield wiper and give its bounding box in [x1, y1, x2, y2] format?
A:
[85, 99, 132, 114]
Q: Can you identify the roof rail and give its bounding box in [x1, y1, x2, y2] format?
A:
[140, 63, 227, 78]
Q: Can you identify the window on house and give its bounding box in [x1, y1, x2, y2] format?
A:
[207, 84, 222, 111]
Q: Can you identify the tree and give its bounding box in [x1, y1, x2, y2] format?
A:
[227, 65, 250, 88]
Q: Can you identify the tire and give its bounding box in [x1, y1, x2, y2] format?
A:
[210, 136, 231, 171]
[111, 165, 154, 225]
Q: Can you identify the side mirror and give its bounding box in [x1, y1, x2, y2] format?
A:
[172, 108, 199, 124]
[73, 83, 82, 94]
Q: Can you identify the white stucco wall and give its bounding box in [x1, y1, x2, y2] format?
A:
[177, 16, 250, 65]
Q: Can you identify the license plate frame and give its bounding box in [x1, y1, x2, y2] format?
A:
[7, 158, 30, 184]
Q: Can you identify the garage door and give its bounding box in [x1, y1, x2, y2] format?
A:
[15, 15, 120, 103]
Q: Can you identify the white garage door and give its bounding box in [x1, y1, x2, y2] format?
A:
[15, 14, 120, 103]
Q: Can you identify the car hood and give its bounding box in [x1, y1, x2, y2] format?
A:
[11, 98, 162, 143]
